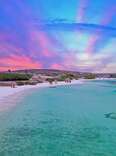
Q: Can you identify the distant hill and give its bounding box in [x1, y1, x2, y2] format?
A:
[1, 69, 116, 78]
[11, 69, 82, 76]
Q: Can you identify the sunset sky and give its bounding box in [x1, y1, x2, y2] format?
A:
[0, 0, 116, 72]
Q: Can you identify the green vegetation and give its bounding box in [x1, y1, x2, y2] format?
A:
[58, 73, 79, 81]
[84, 73, 96, 79]
[0, 73, 32, 81]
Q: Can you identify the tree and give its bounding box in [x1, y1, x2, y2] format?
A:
[0, 73, 32, 81]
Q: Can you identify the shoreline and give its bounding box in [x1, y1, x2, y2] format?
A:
[1, 78, 116, 100]
[0, 80, 84, 99]
[0, 78, 115, 112]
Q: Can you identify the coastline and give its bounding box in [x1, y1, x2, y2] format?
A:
[1, 78, 116, 100]
[0, 80, 83, 112]
[0, 80, 84, 99]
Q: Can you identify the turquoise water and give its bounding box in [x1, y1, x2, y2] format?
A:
[0, 80, 116, 156]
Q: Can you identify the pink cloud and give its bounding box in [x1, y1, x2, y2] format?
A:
[101, 6, 116, 25]
[76, 0, 89, 23]
[0, 66, 16, 72]
[29, 30, 57, 58]
[0, 55, 42, 71]
[85, 33, 100, 54]
[51, 53, 79, 71]
[85, 6, 116, 54]
[51, 63, 64, 70]
[0, 43, 23, 56]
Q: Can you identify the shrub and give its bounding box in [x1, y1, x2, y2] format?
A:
[84, 74, 96, 79]
[58, 73, 77, 81]
[0, 73, 32, 81]
[46, 78, 54, 84]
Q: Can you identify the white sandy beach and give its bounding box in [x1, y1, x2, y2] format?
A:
[0, 80, 84, 99]
[0, 80, 84, 112]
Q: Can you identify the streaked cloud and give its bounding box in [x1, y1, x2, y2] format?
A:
[0, 0, 116, 72]
[0, 55, 42, 71]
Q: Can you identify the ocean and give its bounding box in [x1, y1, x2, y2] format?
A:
[0, 80, 116, 156]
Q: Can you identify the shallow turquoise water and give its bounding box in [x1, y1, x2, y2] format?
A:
[0, 80, 116, 156]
